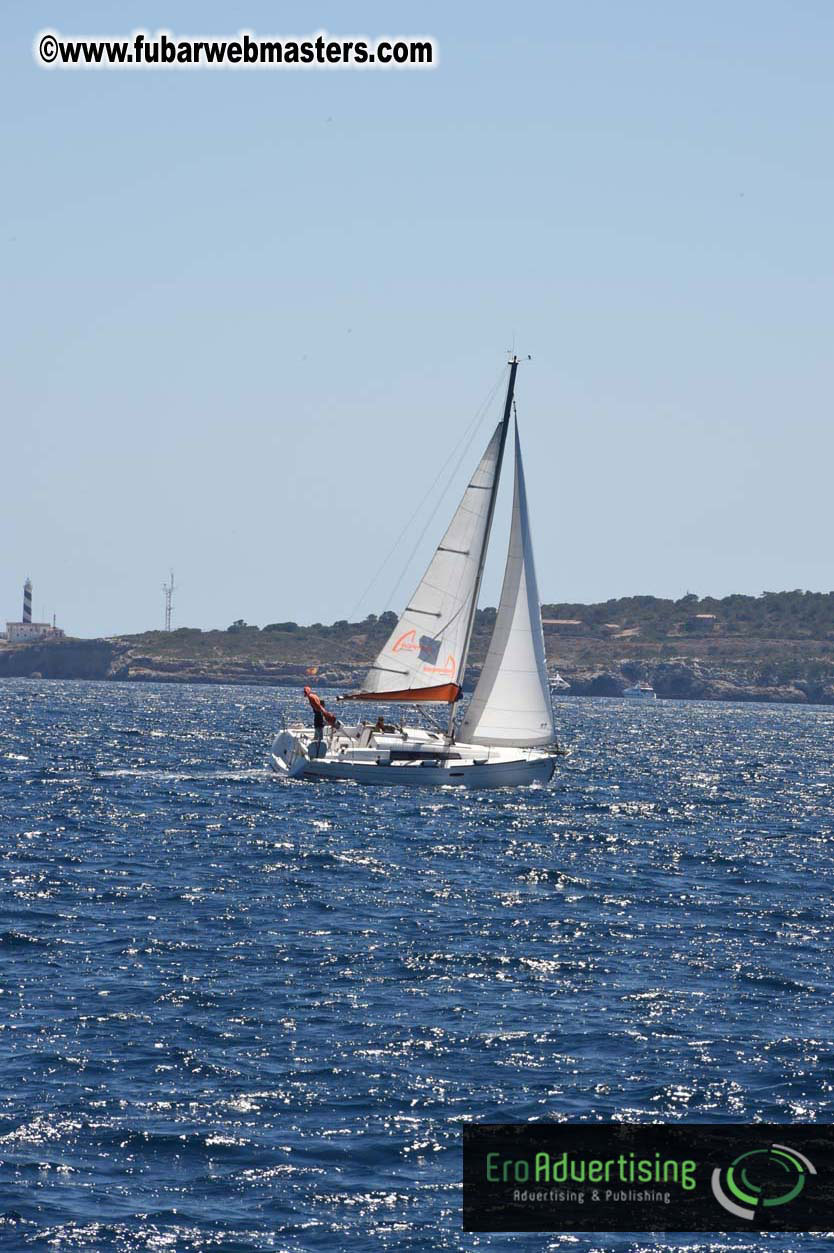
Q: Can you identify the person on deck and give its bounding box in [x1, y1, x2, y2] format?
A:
[303, 686, 338, 745]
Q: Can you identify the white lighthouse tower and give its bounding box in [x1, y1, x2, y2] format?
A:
[5, 577, 65, 644]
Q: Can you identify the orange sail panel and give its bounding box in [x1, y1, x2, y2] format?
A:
[341, 682, 461, 704]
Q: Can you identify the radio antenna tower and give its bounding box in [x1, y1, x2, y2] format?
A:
[162, 570, 176, 631]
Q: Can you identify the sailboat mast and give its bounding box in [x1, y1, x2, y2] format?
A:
[449, 355, 519, 737]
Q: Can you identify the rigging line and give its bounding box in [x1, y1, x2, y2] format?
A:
[347, 367, 506, 622]
[365, 370, 505, 618]
[382, 370, 508, 614]
[444, 387, 522, 660]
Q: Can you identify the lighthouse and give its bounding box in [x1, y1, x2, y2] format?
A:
[4, 577, 64, 644]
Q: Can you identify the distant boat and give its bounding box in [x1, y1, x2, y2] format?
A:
[623, 682, 656, 700]
[550, 671, 571, 693]
[270, 357, 560, 787]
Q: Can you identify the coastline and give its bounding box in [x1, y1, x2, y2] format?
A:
[1, 634, 833, 706]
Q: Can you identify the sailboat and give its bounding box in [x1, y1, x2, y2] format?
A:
[270, 357, 560, 787]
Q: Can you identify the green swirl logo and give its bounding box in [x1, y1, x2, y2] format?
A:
[711, 1144, 816, 1220]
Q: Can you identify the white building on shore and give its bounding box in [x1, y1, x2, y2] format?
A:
[4, 578, 65, 643]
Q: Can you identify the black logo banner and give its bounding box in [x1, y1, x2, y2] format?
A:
[463, 1124, 834, 1231]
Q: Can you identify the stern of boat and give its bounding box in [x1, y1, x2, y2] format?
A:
[270, 729, 310, 779]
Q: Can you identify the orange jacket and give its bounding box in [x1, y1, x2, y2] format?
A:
[303, 686, 337, 726]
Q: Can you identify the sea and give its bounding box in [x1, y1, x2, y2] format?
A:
[1, 679, 833, 1252]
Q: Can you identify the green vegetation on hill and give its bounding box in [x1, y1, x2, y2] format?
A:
[539, 590, 834, 640]
[130, 611, 401, 665]
[123, 590, 834, 657]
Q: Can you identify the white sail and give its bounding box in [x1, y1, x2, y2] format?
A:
[355, 422, 504, 699]
[459, 423, 554, 746]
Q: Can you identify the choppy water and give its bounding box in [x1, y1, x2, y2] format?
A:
[1, 679, 833, 1251]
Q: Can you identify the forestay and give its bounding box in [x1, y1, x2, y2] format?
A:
[350, 422, 504, 701]
[459, 423, 555, 746]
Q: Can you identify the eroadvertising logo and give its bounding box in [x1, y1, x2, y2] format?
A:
[462, 1124, 834, 1232]
[711, 1143, 816, 1220]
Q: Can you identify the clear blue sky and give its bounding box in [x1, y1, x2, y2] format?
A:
[2, 1, 832, 637]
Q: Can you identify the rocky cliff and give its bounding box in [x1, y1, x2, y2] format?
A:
[2, 636, 833, 706]
[565, 658, 834, 704]
[0, 638, 127, 681]
[0, 638, 363, 688]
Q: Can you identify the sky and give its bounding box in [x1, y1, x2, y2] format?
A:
[2, 1, 832, 637]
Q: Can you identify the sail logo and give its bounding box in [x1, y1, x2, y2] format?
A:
[424, 653, 456, 676]
[711, 1144, 816, 1220]
[392, 629, 420, 653]
[392, 629, 455, 675]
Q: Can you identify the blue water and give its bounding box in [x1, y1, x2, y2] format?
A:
[1, 679, 833, 1251]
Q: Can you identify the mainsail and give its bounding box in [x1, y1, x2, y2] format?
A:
[459, 422, 554, 746]
[346, 421, 506, 702]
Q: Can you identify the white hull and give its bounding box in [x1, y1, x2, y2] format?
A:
[270, 725, 557, 789]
